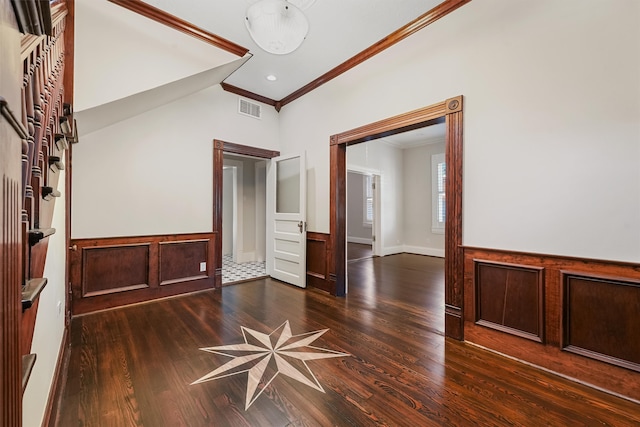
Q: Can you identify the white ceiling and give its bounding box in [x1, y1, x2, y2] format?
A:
[379, 122, 446, 149]
[141, 0, 444, 101]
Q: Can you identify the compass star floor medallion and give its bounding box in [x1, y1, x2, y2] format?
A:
[191, 320, 350, 410]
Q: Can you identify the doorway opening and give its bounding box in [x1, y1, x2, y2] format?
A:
[221, 154, 268, 284]
[330, 96, 464, 340]
[346, 170, 379, 262]
[213, 141, 280, 288]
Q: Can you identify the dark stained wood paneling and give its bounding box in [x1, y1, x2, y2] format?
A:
[70, 233, 216, 315]
[306, 231, 330, 292]
[464, 246, 640, 401]
[107, 0, 248, 57]
[160, 240, 209, 285]
[563, 272, 640, 372]
[474, 260, 544, 341]
[1, 103, 24, 427]
[82, 244, 150, 296]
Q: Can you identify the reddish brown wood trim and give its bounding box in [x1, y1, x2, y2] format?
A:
[333, 102, 446, 146]
[107, 0, 248, 57]
[279, 0, 472, 109]
[220, 140, 280, 159]
[221, 83, 278, 108]
[329, 96, 464, 339]
[444, 99, 464, 339]
[212, 143, 223, 289]
[463, 246, 640, 401]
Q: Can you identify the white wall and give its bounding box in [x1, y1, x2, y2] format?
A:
[403, 142, 445, 257]
[222, 155, 262, 262]
[348, 141, 404, 255]
[72, 85, 279, 238]
[23, 171, 67, 427]
[74, 0, 238, 111]
[280, 0, 640, 263]
[222, 166, 234, 255]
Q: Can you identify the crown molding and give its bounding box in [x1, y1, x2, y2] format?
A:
[107, 0, 249, 57]
[277, 0, 472, 109]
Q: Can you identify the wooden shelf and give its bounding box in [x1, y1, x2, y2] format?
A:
[22, 278, 48, 311]
[22, 353, 37, 391]
[28, 228, 56, 246]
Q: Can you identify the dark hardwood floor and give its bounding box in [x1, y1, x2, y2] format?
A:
[347, 242, 373, 262]
[55, 254, 640, 426]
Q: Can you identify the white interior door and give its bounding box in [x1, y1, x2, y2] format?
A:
[266, 152, 306, 288]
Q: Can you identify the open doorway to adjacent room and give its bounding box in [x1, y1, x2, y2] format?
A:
[346, 124, 446, 262]
[330, 96, 464, 339]
[221, 153, 268, 284]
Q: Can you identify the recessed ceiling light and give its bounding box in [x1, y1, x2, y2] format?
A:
[266, 74, 277, 81]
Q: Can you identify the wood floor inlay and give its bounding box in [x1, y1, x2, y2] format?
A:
[192, 320, 350, 409]
[55, 254, 640, 426]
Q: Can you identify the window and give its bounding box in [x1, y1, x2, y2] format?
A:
[432, 153, 446, 233]
[363, 174, 373, 226]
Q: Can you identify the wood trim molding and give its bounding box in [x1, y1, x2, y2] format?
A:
[218, 140, 280, 159]
[278, 0, 472, 109]
[107, 0, 249, 57]
[333, 103, 446, 146]
[330, 96, 464, 340]
[221, 83, 278, 108]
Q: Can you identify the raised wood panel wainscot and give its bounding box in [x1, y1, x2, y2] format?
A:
[464, 247, 640, 402]
[307, 232, 331, 293]
[70, 233, 215, 315]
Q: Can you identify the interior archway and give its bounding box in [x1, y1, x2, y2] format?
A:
[329, 96, 464, 339]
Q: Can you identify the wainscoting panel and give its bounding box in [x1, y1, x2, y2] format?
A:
[563, 272, 640, 372]
[307, 232, 331, 292]
[474, 260, 544, 342]
[70, 233, 216, 314]
[464, 247, 640, 402]
[159, 240, 209, 285]
[82, 244, 150, 296]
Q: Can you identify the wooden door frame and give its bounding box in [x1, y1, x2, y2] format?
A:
[329, 96, 464, 340]
[212, 140, 279, 288]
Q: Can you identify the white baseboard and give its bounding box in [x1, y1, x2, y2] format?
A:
[402, 245, 445, 258]
[382, 245, 404, 256]
[347, 236, 373, 245]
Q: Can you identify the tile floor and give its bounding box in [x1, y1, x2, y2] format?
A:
[222, 254, 267, 284]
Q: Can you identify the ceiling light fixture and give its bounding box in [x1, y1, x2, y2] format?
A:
[266, 74, 277, 81]
[245, 0, 315, 55]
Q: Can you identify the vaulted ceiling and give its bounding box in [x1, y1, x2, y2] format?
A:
[108, 0, 469, 107]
